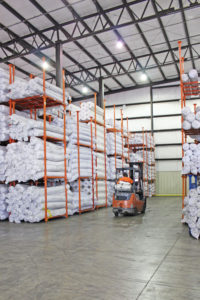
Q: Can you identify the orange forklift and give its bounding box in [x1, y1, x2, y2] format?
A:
[113, 162, 146, 217]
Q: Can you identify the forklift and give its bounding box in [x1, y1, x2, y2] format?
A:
[113, 162, 146, 217]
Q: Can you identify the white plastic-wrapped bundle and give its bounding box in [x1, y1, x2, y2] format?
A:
[67, 146, 96, 182]
[9, 114, 68, 141]
[0, 68, 9, 103]
[182, 106, 191, 118]
[107, 157, 129, 180]
[0, 184, 9, 220]
[106, 132, 124, 155]
[96, 152, 106, 178]
[68, 179, 94, 213]
[183, 120, 192, 130]
[182, 187, 200, 239]
[8, 77, 69, 103]
[0, 146, 7, 181]
[107, 181, 115, 206]
[5, 137, 66, 183]
[189, 69, 198, 95]
[182, 143, 200, 175]
[78, 102, 104, 123]
[68, 120, 95, 147]
[92, 123, 105, 152]
[129, 152, 143, 162]
[94, 180, 107, 207]
[6, 184, 68, 223]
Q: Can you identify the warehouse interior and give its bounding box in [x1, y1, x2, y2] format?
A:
[1, 0, 200, 299]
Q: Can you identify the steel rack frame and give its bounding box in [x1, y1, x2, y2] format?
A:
[76, 111, 95, 214]
[178, 40, 200, 213]
[9, 59, 68, 222]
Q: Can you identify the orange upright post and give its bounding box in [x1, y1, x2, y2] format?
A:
[114, 105, 117, 169]
[42, 57, 48, 222]
[104, 100, 108, 207]
[77, 111, 81, 213]
[62, 70, 68, 218]
[178, 41, 186, 213]
[120, 109, 124, 168]
[145, 132, 149, 198]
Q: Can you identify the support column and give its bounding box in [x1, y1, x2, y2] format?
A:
[97, 77, 104, 108]
[150, 86, 154, 135]
[56, 42, 63, 88]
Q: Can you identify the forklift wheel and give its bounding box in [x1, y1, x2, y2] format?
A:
[141, 197, 147, 214]
[114, 211, 119, 217]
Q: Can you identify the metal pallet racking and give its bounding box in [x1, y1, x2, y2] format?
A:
[8, 60, 68, 222]
[178, 40, 200, 212]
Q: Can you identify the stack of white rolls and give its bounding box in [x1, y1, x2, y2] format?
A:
[107, 157, 129, 180]
[182, 106, 200, 131]
[0, 184, 8, 220]
[67, 120, 95, 148]
[6, 184, 68, 223]
[9, 114, 68, 141]
[94, 180, 107, 207]
[129, 152, 143, 162]
[0, 146, 7, 181]
[107, 132, 124, 155]
[0, 68, 10, 103]
[67, 146, 96, 182]
[5, 137, 66, 183]
[107, 181, 115, 206]
[182, 143, 200, 175]
[182, 69, 198, 97]
[69, 179, 93, 212]
[182, 187, 200, 239]
[8, 77, 69, 103]
[78, 102, 104, 123]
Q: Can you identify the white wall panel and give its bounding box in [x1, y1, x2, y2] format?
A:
[156, 161, 182, 171]
[154, 116, 180, 130]
[128, 119, 151, 132]
[106, 87, 150, 106]
[156, 146, 181, 159]
[153, 86, 180, 100]
[153, 101, 181, 115]
[154, 131, 181, 144]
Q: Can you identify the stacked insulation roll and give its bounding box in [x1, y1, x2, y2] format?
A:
[0, 68, 10, 103]
[94, 180, 107, 207]
[8, 77, 69, 103]
[182, 187, 200, 239]
[67, 146, 96, 182]
[107, 181, 115, 206]
[0, 146, 7, 181]
[9, 114, 68, 141]
[107, 157, 129, 180]
[6, 184, 67, 223]
[182, 143, 200, 175]
[5, 137, 66, 183]
[68, 180, 94, 213]
[182, 69, 199, 97]
[182, 106, 200, 132]
[78, 102, 104, 123]
[0, 184, 8, 220]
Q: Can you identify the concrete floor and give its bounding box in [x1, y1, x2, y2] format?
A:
[0, 197, 200, 300]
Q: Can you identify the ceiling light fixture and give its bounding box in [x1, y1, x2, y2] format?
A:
[116, 40, 123, 49]
[141, 73, 147, 81]
[82, 86, 88, 94]
[42, 61, 49, 70]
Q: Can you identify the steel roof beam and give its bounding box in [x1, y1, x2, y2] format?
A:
[0, 1, 99, 93]
[1, 1, 199, 49]
[91, 0, 145, 84]
[29, 0, 122, 90]
[122, 0, 167, 81]
[179, 0, 195, 69]
[151, 0, 180, 76]
[60, 0, 128, 88]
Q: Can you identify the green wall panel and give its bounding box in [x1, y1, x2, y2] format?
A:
[156, 171, 182, 195]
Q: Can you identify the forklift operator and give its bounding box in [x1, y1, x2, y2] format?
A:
[117, 172, 133, 184]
